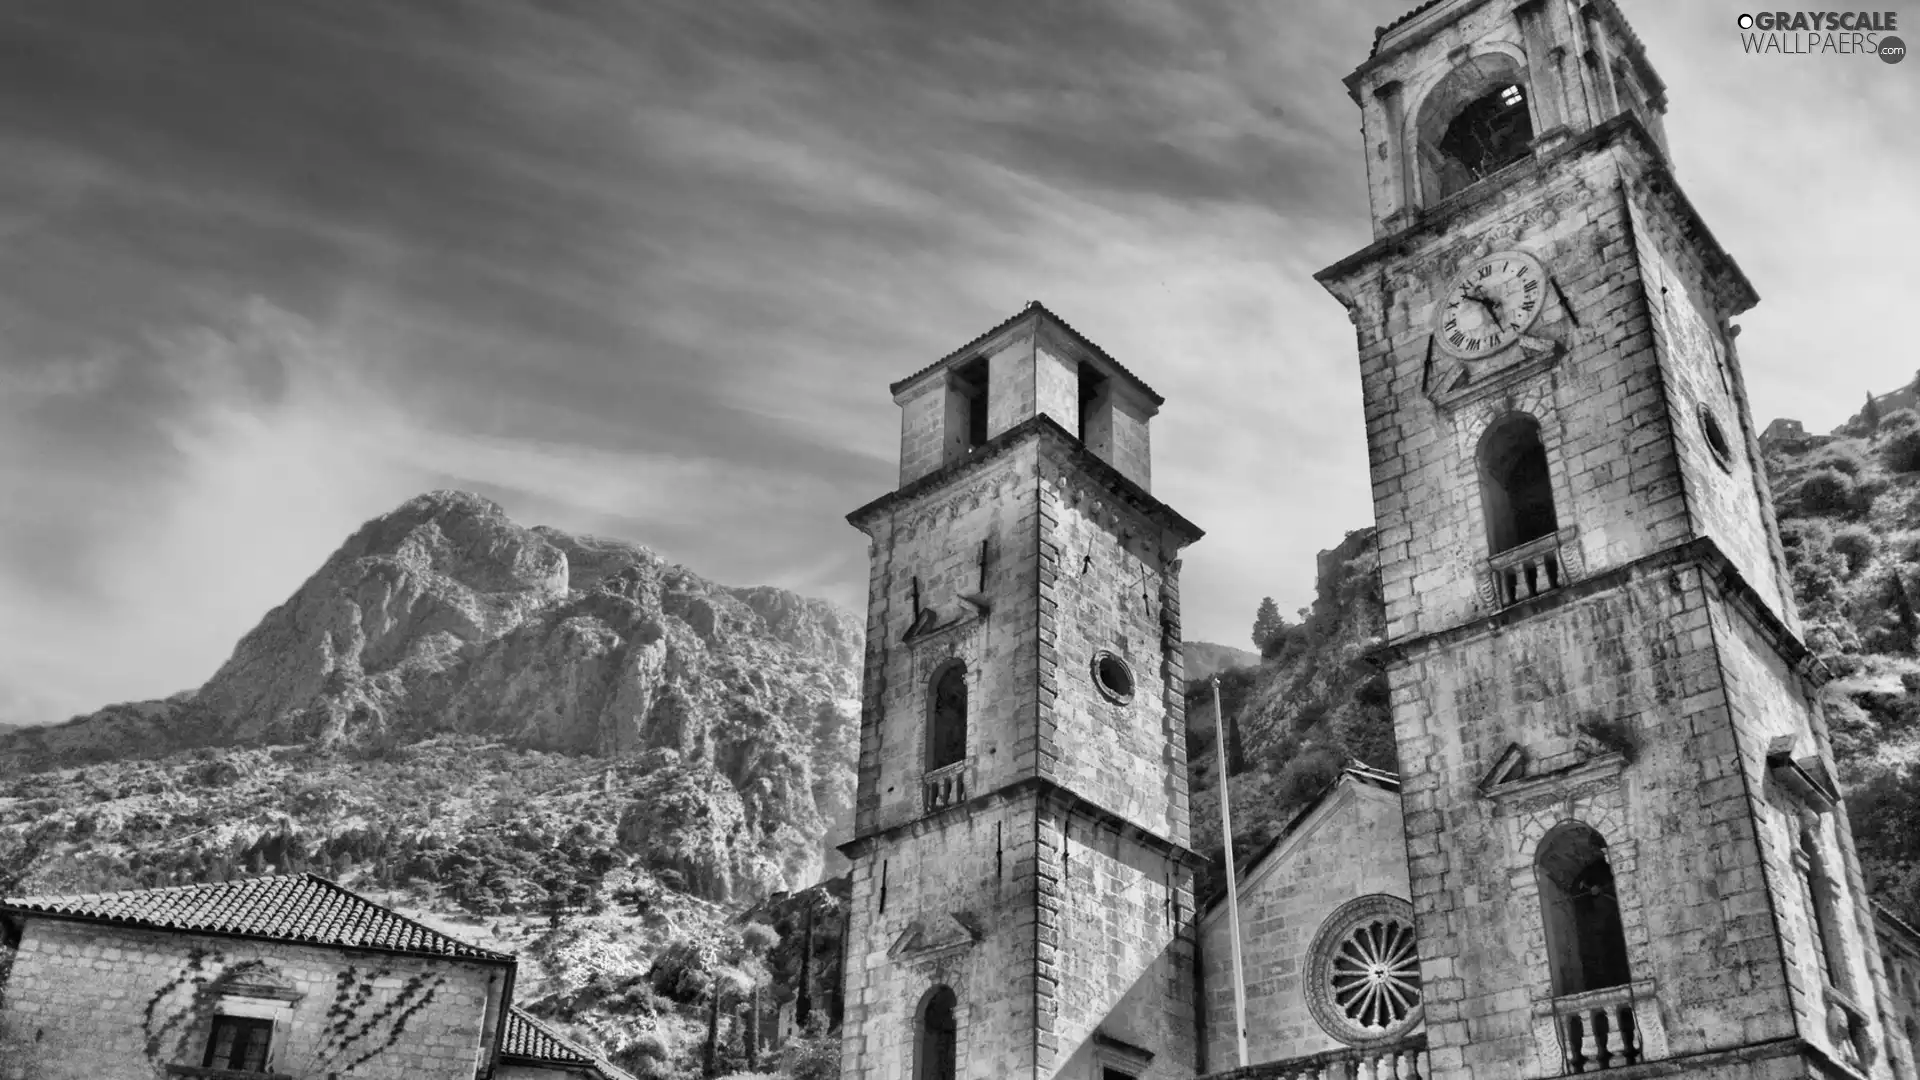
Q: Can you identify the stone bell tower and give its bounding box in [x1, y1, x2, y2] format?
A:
[838, 303, 1206, 1080]
[1316, 2, 1895, 1078]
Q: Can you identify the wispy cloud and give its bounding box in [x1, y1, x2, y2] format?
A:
[0, 0, 1915, 722]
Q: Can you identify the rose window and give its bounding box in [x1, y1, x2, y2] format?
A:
[1306, 895, 1424, 1045]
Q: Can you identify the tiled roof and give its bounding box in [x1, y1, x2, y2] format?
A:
[504, 1007, 638, 1080]
[886, 301, 1165, 406]
[0, 873, 509, 963]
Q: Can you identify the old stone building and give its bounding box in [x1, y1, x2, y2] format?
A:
[0, 872, 633, 1080]
[836, 2, 1920, 1079]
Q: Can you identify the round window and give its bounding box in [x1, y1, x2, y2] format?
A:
[1091, 651, 1135, 705]
[1699, 405, 1736, 471]
[1306, 894, 1424, 1046]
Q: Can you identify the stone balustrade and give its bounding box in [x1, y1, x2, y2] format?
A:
[1199, 1034, 1428, 1080]
[1489, 532, 1565, 607]
[1549, 984, 1643, 1072]
[921, 761, 967, 813]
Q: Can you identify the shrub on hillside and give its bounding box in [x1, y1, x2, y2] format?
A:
[1879, 408, 1920, 434]
[1879, 422, 1920, 473]
[1796, 467, 1861, 516]
[1808, 441, 1872, 477]
[1830, 525, 1876, 578]
[1778, 519, 1845, 605]
[1273, 743, 1346, 807]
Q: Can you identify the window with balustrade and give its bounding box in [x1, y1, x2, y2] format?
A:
[923, 662, 968, 813]
[1479, 413, 1563, 606]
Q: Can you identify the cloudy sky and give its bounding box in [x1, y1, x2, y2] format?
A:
[0, 1, 1913, 726]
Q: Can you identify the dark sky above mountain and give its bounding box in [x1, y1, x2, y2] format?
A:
[0, 0, 1914, 724]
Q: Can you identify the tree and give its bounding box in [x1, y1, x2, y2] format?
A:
[1251, 597, 1284, 652]
[1864, 391, 1884, 433]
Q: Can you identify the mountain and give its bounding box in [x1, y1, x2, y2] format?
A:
[0, 491, 865, 1077]
[1183, 641, 1259, 682]
[3, 491, 863, 903]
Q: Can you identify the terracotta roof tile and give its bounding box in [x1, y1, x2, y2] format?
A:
[504, 1006, 638, 1080]
[0, 872, 509, 963]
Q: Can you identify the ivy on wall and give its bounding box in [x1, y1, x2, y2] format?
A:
[132, 949, 448, 1079]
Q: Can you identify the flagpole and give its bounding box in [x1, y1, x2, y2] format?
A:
[1213, 675, 1249, 1068]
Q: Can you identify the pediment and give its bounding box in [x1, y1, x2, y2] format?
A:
[1478, 734, 1625, 808]
[888, 911, 982, 960]
[212, 960, 303, 1002]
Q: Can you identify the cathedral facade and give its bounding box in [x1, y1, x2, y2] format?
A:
[836, 2, 1918, 1078]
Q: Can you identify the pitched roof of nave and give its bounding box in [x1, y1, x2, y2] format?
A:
[886, 300, 1165, 406]
[1202, 762, 1401, 917]
[504, 1005, 640, 1080]
[0, 871, 511, 963]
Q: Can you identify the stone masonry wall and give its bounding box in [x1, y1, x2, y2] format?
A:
[1875, 914, 1920, 1078]
[1036, 450, 1187, 847]
[1386, 561, 1821, 1079]
[855, 445, 1039, 837]
[839, 789, 1043, 1080]
[1712, 575, 1894, 1074]
[1625, 190, 1798, 629]
[1044, 804, 1197, 1080]
[1197, 781, 1414, 1069]
[0, 917, 502, 1080]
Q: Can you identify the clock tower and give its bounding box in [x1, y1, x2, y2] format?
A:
[1317, 2, 1897, 1078]
[837, 303, 1206, 1080]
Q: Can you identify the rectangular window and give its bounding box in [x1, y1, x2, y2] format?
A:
[1102, 1069, 1139, 1080]
[953, 358, 989, 449]
[1077, 362, 1108, 443]
[203, 1014, 273, 1072]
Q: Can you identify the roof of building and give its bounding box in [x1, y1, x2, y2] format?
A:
[0, 872, 511, 963]
[503, 1006, 639, 1080]
[886, 300, 1165, 406]
[1876, 901, 1920, 948]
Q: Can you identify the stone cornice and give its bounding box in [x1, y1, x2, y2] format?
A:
[845, 414, 1204, 546]
[1368, 536, 1823, 687]
[837, 775, 1205, 871]
[1315, 114, 1756, 321]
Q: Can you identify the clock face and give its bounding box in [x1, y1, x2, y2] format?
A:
[1434, 251, 1547, 360]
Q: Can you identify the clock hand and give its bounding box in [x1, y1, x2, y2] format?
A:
[1464, 288, 1507, 328]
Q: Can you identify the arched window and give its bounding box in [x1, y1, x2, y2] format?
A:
[1536, 823, 1633, 996]
[927, 663, 967, 772]
[1413, 54, 1535, 203]
[1479, 414, 1558, 555]
[916, 986, 957, 1080]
